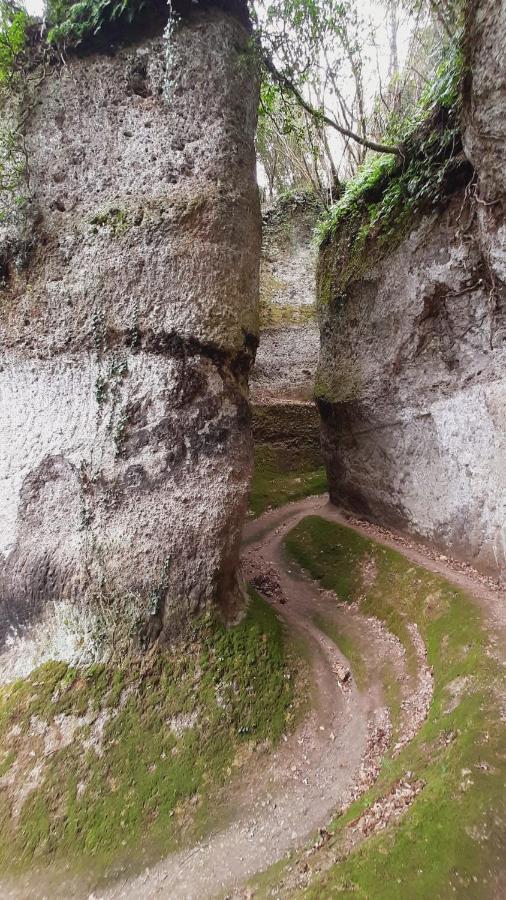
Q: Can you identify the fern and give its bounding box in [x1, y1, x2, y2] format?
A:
[47, 0, 148, 48]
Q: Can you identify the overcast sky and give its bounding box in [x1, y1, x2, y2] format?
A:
[23, 0, 43, 13]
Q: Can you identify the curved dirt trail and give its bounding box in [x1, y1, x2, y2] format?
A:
[98, 496, 429, 900]
[5, 494, 501, 900]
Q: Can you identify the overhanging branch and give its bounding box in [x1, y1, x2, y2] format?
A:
[263, 54, 401, 157]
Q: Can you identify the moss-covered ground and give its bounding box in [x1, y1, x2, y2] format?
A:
[266, 515, 506, 899]
[260, 298, 317, 329]
[311, 612, 368, 692]
[0, 593, 300, 882]
[250, 445, 327, 517]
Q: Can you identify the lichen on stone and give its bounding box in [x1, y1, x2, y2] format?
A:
[89, 206, 131, 237]
[313, 356, 362, 405]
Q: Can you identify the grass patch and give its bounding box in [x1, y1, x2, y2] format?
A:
[284, 515, 370, 603]
[270, 516, 506, 899]
[285, 516, 417, 669]
[0, 748, 15, 778]
[250, 446, 326, 517]
[312, 612, 368, 691]
[0, 593, 298, 882]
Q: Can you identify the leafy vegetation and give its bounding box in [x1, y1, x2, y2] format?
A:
[256, 0, 464, 201]
[314, 41, 467, 256]
[0, 593, 300, 885]
[0, 2, 31, 226]
[250, 445, 326, 517]
[269, 516, 506, 899]
[0, 1, 27, 84]
[46, 0, 150, 47]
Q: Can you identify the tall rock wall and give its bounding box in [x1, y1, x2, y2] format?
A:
[250, 193, 320, 404]
[0, 1, 260, 676]
[317, 0, 506, 580]
[250, 193, 321, 460]
[250, 193, 322, 483]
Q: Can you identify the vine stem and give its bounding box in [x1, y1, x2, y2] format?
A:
[263, 54, 401, 157]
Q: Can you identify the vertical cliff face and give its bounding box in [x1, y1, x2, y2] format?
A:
[250, 193, 321, 404]
[317, 0, 506, 580]
[0, 2, 260, 676]
[249, 194, 323, 509]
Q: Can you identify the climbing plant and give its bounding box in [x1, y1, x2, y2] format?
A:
[0, 2, 31, 227]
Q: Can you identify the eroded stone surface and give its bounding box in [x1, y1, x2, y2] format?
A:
[317, 0, 506, 579]
[0, 3, 260, 674]
[250, 194, 320, 404]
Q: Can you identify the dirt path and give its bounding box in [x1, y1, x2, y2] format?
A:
[272, 496, 506, 630]
[3, 494, 503, 900]
[97, 496, 437, 900]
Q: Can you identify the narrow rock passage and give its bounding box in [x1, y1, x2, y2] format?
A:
[100, 496, 433, 900]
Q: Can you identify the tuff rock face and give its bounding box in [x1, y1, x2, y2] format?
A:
[250, 194, 321, 451]
[250, 193, 320, 404]
[317, 0, 506, 580]
[0, 2, 260, 677]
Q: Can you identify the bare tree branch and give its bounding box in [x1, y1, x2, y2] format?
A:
[263, 53, 401, 156]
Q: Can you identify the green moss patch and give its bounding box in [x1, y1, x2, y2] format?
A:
[274, 516, 506, 899]
[260, 299, 316, 329]
[313, 355, 362, 404]
[90, 206, 131, 237]
[0, 594, 298, 882]
[285, 515, 371, 603]
[250, 446, 326, 517]
[315, 43, 472, 314]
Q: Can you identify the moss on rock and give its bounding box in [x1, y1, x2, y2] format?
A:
[313, 356, 362, 404]
[90, 206, 131, 237]
[316, 44, 472, 314]
[0, 594, 299, 884]
[259, 298, 316, 330]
